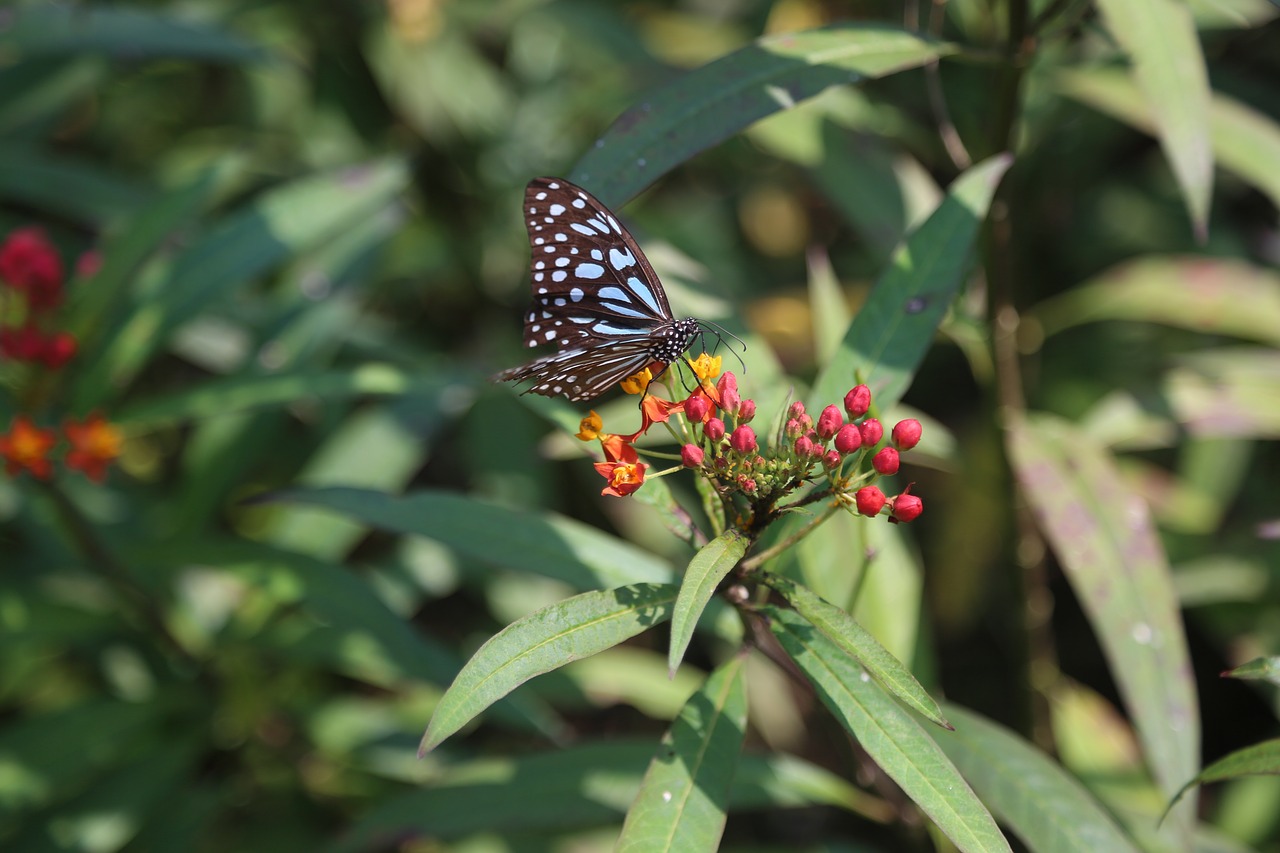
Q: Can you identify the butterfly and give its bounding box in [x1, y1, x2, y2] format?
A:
[493, 177, 702, 402]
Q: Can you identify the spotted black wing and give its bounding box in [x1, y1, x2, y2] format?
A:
[491, 340, 659, 402]
[520, 177, 673, 351]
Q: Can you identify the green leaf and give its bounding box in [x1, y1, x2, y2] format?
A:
[420, 584, 680, 753]
[70, 158, 410, 410]
[1095, 0, 1214, 237]
[617, 656, 748, 853]
[1167, 739, 1280, 816]
[935, 704, 1141, 853]
[1221, 656, 1280, 685]
[668, 529, 750, 676]
[327, 739, 879, 852]
[0, 144, 150, 225]
[764, 605, 1011, 853]
[0, 5, 268, 63]
[808, 153, 1012, 414]
[764, 573, 950, 730]
[271, 487, 672, 590]
[1007, 415, 1200, 837]
[807, 247, 851, 364]
[1031, 256, 1280, 345]
[1164, 348, 1280, 439]
[569, 25, 952, 206]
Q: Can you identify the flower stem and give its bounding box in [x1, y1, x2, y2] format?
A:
[740, 498, 840, 573]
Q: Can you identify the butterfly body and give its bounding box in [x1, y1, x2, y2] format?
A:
[494, 177, 701, 402]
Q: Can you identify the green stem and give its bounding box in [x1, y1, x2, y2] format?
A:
[741, 498, 840, 573]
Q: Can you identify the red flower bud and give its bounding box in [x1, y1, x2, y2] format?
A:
[892, 418, 922, 450]
[736, 398, 756, 423]
[685, 393, 710, 423]
[844, 384, 871, 418]
[890, 488, 923, 523]
[784, 418, 801, 438]
[705, 417, 725, 443]
[834, 423, 862, 454]
[730, 425, 757, 453]
[816, 405, 842, 439]
[681, 443, 704, 467]
[717, 371, 738, 398]
[859, 417, 883, 447]
[788, 401, 806, 420]
[823, 450, 841, 469]
[0, 227, 63, 294]
[1, 325, 44, 361]
[798, 414, 813, 433]
[794, 435, 814, 458]
[872, 446, 899, 475]
[854, 486, 887, 517]
[41, 331, 77, 368]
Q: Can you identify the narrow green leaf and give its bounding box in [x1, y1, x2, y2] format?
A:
[1007, 415, 1200, 838]
[1031, 257, 1280, 345]
[0, 5, 268, 63]
[71, 158, 410, 410]
[807, 247, 851, 364]
[327, 739, 878, 852]
[115, 364, 468, 429]
[569, 25, 951, 206]
[808, 154, 1012, 414]
[1059, 67, 1280, 212]
[1095, 0, 1214, 237]
[936, 704, 1141, 853]
[421, 584, 680, 753]
[617, 656, 748, 853]
[1165, 348, 1280, 439]
[1168, 738, 1280, 816]
[1221, 656, 1280, 685]
[668, 529, 750, 676]
[764, 573, 950, 730]
[0, 144, 149, 224]
[271, 487, 672, 590]
[765, 605, 1011, 853]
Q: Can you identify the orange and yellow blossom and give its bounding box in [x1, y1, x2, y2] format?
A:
[0, 415, 57, 479]
[64, 413, 122, 482]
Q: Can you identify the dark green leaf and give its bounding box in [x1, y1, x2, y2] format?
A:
[668, 529, 750, 675]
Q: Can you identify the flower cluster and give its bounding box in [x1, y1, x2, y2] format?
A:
[0, 413, 122, 482]
[0, 227, 91, 367]
[574, 353, 923, 526]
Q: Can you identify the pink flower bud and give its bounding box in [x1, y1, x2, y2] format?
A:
[823, 450, 841, 469]
[788, 401, 806, 420]
[681, 444, 704, 467]
[705, 418, 725, 442]
[890, 487, 923, 523]
[684, 394, 710, 423]
[798, 414, 813, 433]
[859, 417, 883, 447]
[730, 425, 757, 453]
[717, 371, 738, 398]
[872, 446, 899, 475]
[844, 384, 871, 418]
[854, 486, 887, 517]
[834, 423, 862, 454]
[892, 418, 922, 450]
[785, 418, 801, 438]
[794, 435, 814, 458]
[736, 398, 756, 423]
[816, 405, 842, 439]
[720, 386, 741, 416]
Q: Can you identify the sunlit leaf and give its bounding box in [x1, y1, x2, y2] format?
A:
[765, 605, 1011, 853]
[1095, 0, 1214, 237]
[617, 656, 747, 852]
[808, 153, 1011, 413]
[1167, 739, 1280, 817]
[668, 529, 750, 676]
[421, 584, 680, 753]
[1007, 414, 1200, 838]
[1221, 656, 1280, 685]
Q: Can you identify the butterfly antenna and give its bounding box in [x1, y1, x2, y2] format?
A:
[697, 320, 748, 374]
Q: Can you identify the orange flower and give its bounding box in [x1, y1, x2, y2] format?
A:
[63, 413, 122, 482]
[575, 410, 603, 441]
[0, 415, 57, 479]
[600, 433, 638, 463]
[619, 366, 654, 396]
[594, 459, 647, 497]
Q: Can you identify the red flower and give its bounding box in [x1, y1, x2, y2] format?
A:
[730, 425, 757, 453]
[858, 417, 884, 447]
[600, 433, 638, 464]
[41, 331, 78, 368]
[0, 415, 57, 479]
[63, 413, 123, 482]
[844, 384, 871, 418]
[705, 418, 725, 443]
[681, 444, 704, 467]
[834, 423, 862, 454]
[594, 458, 647, 497]
[892, 418, 923, 450]
[889, 485, 923, 523]
[0, 228, 63, 308]
[872, 446, 900, 475]
[854, 486, 887, 517]
[816, 405, 842, 439]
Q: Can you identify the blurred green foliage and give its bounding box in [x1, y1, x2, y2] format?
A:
[1, 0, 1279, 851]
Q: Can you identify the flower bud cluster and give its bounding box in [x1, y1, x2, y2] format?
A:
[679, 377, 925, 523]
[0, 227, 94, 368]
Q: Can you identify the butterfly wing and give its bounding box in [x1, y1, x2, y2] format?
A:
[520, 177, 673, 352]
[492, 340, 658, 402]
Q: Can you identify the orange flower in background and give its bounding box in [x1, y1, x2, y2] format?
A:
[0, 415, 57, 479]
[64, 413, 122, 482]
[575, 410, 603, 441]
